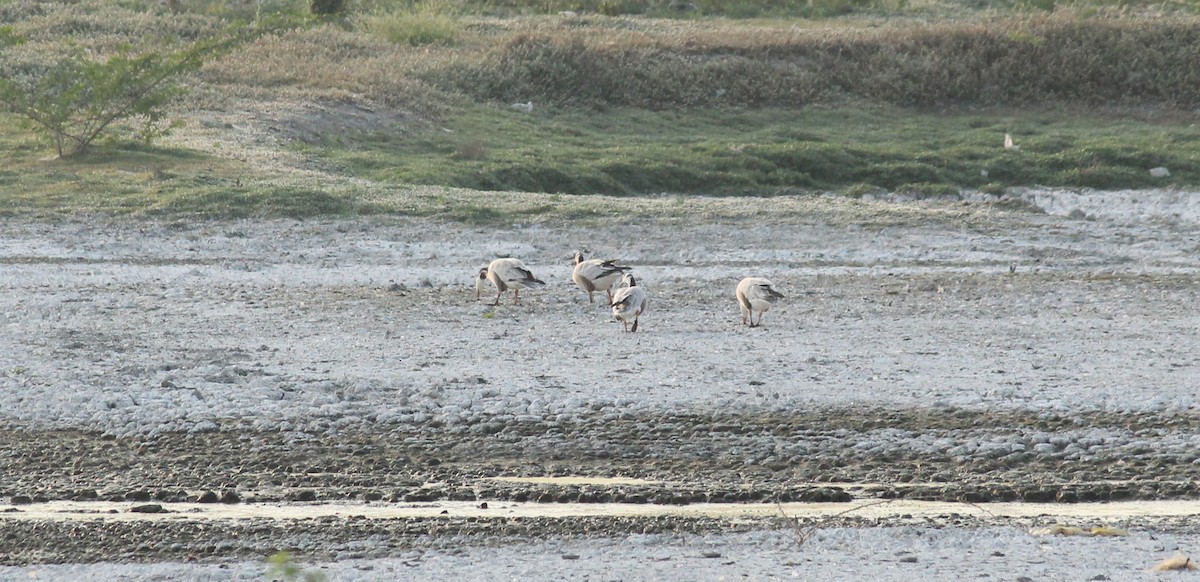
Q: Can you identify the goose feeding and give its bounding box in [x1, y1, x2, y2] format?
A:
[736, 277, 784, 327]
[476, 258, 545, 306]
[610, 273, 647, 332]
[571, 251, 631, 304]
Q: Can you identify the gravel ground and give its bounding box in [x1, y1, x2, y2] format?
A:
[1, 189, 1199, 578]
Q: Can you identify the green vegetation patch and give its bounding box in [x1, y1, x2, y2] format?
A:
[305, 106, 1200, 197]
[0, 118, 357, 219]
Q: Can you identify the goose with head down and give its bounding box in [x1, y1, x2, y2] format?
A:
[571, 251, 631, 304]
[476, 258, 545, 306]
[736, 277, 784, 327]
[610, 273, 647, 332]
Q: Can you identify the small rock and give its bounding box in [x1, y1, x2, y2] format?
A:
[196, 490, 219, 503]
[561, 553, 580, 560]
[1150, 167, 1171, 178]
[130, 504, 166, 514]
[1089, 575, 1109, 581]
[219, 490, 241, 504]
[899, 556, 919, 563]
[702, 551, 722, 559]
[9, 495, 33, 505]
[479, 502, 489, 509]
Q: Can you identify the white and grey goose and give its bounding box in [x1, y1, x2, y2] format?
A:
[736, 277, 784, 327]
[571, 251, 631, 304]
[610, 273, 647, 332]
[476, 258, 545, 306]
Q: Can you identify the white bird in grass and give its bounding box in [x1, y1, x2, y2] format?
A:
[476, 258, 545, 306]
[1004, 133, 1020, 151]
[571, 251, 631, 304]
[610, 273, 647, 332]
[736, 277, 784, 328]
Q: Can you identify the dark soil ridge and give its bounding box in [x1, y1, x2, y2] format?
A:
[3, 407, 1198, 506]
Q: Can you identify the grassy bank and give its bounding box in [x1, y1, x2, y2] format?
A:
[1, 1, 1198, 219]
[308, 106, 1198, 197]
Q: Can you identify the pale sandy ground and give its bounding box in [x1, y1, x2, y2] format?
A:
[1, 188, 1199, 579]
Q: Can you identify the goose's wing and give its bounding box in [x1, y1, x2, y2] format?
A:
[514, 265, 545, 285]
[612, 286, 646, 312]
[758, 280, 787, 300]
[494, 259, 544, 285]
[579, 260, 628, 282]
[742, 279, 783, 302]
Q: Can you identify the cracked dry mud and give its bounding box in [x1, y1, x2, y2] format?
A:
[1, 194, 1199, 566]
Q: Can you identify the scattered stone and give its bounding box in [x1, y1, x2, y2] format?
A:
[219, 490, 241, 504]
[196, 491, 219, 503]
[479, 502, 489, 509]
[1149, 167, 1171, 178]
[899, 556, 919, 563]
[130, 504, 166, 514]
[561, 553, 580, 560]
[9, 495, 33, 505]
[702, 551, 722, 559]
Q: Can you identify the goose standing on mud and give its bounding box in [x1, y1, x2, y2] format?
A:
[476, 258, 545, 306]
[610, 273, 647, 332]
[736, 277, 784, 327]
[571, 251, 631, 304]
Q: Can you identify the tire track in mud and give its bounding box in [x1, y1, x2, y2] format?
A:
[2, 407, 1200, 564]
[4, 408, 1199, 506]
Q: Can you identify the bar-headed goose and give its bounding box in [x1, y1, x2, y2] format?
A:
[476, 258, 545, 306]
[736, 277, 784, 327]
[571, 251, 631, 304]
[610, 273, 647, 332]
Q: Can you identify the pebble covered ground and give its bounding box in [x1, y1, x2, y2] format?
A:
[1, 190, 1199, 577]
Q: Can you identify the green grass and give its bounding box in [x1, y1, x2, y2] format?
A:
[303, 106, 1200, 198]
[3, 105, 1196, 220]
[0, 120, 358, 219]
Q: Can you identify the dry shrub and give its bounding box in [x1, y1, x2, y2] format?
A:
[419, 14, 1200, 110]
[200, 24, 457, 114]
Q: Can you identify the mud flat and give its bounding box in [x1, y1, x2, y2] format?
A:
[1, 189, 1199, 578]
